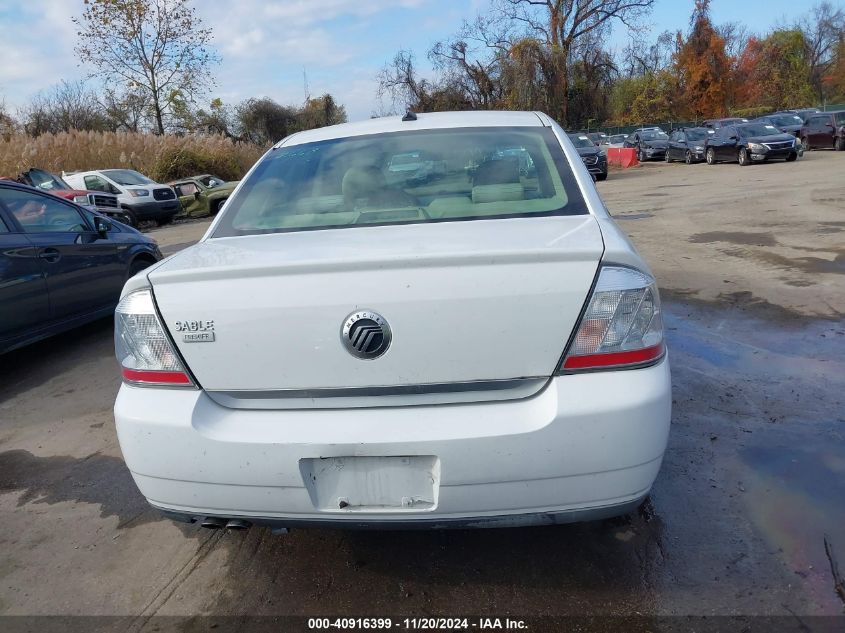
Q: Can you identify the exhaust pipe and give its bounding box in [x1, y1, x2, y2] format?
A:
[200, 517, 227, 529]
[225, 519, 252, 531]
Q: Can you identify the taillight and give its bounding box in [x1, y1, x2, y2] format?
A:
[560, 266, 665, 372]
[115, 289, 194, 387]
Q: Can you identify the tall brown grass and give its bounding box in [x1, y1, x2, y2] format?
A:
[0, 130, 267, 182]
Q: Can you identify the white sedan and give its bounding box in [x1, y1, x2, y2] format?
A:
[113, 111, 671, 531]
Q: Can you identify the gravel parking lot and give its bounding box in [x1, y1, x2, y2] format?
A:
[1, 152, 843, 627]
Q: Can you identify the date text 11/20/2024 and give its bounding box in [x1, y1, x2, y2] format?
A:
[307, 618, 528, 630]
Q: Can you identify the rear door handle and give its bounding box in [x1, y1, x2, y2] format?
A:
[38, 248, 61, 263]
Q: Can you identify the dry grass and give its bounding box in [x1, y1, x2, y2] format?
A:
[0, 130, 267, 182]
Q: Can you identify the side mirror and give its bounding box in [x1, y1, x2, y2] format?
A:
[194, 191, 201, 200]
[94, 216, 112, 237]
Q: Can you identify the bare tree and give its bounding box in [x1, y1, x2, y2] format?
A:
[102, 88, 150, 133]
[18, 80, 111, 136]
[74, 0, 220, 135]
[377, 50, 435, 111]
[499, 0, 655, 124]
[622, 29, 675, 76]
[796, 1, 845, 102]
[0, 97, 16, 140]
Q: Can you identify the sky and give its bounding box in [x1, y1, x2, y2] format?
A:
[0, 0, 838, 122]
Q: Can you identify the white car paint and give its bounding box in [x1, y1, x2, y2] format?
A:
[114, 110, 672, 529]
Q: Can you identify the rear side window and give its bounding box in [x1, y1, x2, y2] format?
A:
[213, 127, 587, 237]
[0, 188, 88, 233]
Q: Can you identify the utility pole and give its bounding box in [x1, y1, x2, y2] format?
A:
[303, 67, 310, 102]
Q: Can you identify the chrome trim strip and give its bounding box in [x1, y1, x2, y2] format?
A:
[205, 378, 549, 410]
[212, 378, 543, 399]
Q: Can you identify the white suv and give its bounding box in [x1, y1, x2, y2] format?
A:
[113, 111, 671, 531]
[63, 169, 179, 226]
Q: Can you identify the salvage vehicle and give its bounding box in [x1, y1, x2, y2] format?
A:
[624, 129, 669, 161]
[665, 127, 712, 164]
[568, 132, 608, 180]
[0, 180, 161, 354]
[113, 111, 671, 531]
[11, 168, 132, 225]
[800, 111, 845, 151]
[705, 122, 799, 165]
[63, 169, 179, 226]
[167, 174, 238, 217]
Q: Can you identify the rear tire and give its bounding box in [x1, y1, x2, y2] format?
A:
[706, 148, 716, 165]
[596, 173, 607, 181]
[738, 148, 750, 166]
[836, 136, 845, 151]
[155, 214, 175, 227]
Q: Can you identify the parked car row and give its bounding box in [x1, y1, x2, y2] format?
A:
[4, 166, 239, 227]
[611, 107, 844, 165]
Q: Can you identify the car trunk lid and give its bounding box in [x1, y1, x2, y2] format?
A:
[149, 216, 604, 393]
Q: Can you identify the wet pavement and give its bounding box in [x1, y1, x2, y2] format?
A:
[1, 296, 843, 623]
[1, 159, 844, 625]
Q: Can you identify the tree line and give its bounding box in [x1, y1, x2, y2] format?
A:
[0, 0, 346, 144]
[3, 0, 843, 143]
[377, 0, 845, 128]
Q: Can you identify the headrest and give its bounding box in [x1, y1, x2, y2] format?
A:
[474, 158, 520, 185]
[341, 166, 385, 202]
[471, 183, 525, 204]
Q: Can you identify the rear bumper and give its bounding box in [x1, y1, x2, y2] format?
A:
[114, 357, 671, 527]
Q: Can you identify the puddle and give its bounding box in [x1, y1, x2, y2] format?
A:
[0, 449, 198, 535]
[615, 212, 654, 220]
[689, 231, 778, 247]
[663, 297, 845, 610]
[752, 251, 845, 275]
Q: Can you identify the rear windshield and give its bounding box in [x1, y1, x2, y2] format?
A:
[213, 127, 587, 237]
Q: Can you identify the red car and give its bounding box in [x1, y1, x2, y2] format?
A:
[800, 111, 845, 151]
[7, 168, 132, 225]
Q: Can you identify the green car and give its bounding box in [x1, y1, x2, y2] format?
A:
[167, 174, 238, 217]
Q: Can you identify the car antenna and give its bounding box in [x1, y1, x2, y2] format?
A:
[402, 110, 417, 122]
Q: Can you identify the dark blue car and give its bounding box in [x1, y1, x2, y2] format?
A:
[0, 180, 162, 354]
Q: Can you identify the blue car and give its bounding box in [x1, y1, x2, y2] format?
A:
[0, 180, 162, 354]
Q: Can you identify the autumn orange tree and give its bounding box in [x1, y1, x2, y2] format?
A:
[674, 0, 731, 120]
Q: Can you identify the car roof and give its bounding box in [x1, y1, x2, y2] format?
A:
[280, 111, 547, 147]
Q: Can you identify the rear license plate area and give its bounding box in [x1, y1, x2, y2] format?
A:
[299, 456, 440, 512]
